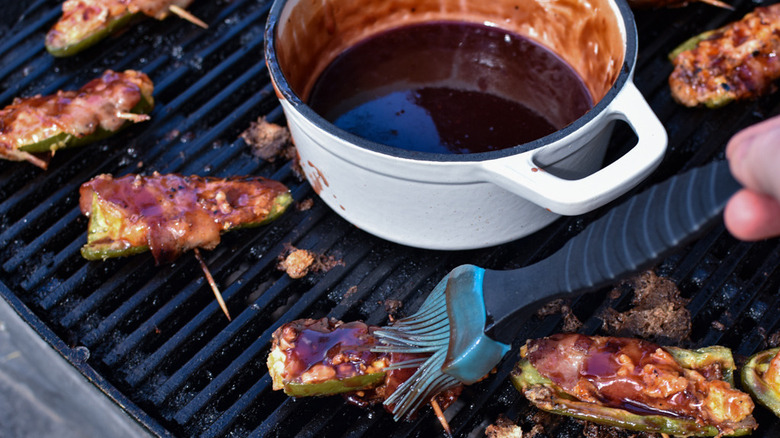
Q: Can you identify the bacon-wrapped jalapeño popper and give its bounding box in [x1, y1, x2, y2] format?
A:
[267, 318, 462, 413]
[79, 172, 293, 264]
[511, 334, 757, 436]
[0, 70, 153, 169]
[668, 4, 780, 108]
[268, 318, 391, 397]
[46, 0, 199, 57]
[741, 347, 780, 417]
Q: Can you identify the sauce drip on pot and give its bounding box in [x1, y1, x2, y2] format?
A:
[307, 21, 592, 154]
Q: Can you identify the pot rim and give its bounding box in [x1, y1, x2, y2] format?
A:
[264, 0, 638, 164]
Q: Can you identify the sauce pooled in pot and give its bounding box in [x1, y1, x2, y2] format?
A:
[307, 21, 593, 154]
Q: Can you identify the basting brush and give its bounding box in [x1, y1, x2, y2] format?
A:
[371, 160, 741, 420]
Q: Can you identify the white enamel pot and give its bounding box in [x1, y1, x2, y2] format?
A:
[264, 0, 667, 250]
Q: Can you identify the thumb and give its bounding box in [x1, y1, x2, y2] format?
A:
[726, 116, 780, 201]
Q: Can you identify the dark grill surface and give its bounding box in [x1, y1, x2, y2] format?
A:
[1, 0, 780, 436]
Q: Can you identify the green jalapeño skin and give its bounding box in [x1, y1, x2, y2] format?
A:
[512, 334, 757, 437]
[45, 0, 196, 57]
[742, 347, 780, 418]
[0, 70, 154, 169]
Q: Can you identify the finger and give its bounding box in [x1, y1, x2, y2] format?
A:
[726, 116, 780, 200]
[724, 189, 780, 241]
[726, 114, 780, 160]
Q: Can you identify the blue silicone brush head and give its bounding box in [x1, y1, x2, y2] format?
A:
[371, 274, 455, 420]
[372, 265, 509, 420]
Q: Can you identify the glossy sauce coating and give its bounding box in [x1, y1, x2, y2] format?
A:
[764, 349, 780, 387]
[278, 319, 385, 384]
[79, 172, 289, 263]
[0, 70, 152, 167]
[527, 334, 754, 426]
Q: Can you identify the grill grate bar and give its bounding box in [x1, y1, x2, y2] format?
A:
[0, 154, 108, 256]
[0, 56, 59, 105]
[20, 230, 83, 292]
[121, 181, 309, 388]
[60, 257, 148, 327]
[81, 263, 181, 346]
[736, 291, 780, 357]
[203, 374, 276, 438]
[665, 227, 730, 284]
[0, 0, 55, 57]
[152, 9, 270, 105]
[686, 242, 753, 318]
[0, 152, 90, 225]
[0, 39, 51, 88]
[100, 175, 304, 367]
[245, 377, 292, 438]
[3, 205, 81, 273]
[699, 245, 780, 347]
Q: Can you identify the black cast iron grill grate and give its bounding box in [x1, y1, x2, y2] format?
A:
[2, 0, 780, 436]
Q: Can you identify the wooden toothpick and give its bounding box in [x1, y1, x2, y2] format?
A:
[430, 399, 452, 438]
[193, 248, 231, 321]
[169, 5, 209, 29]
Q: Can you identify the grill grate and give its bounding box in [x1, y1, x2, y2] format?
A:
[1, 0, 780, 436]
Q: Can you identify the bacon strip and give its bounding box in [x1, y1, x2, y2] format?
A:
[669, 4, 780, 107]
[80, 173, 290, 264]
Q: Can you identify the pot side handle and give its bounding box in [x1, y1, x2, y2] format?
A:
[479, 81, 667, 216]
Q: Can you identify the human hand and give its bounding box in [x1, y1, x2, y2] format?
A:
[724, 115, 780, 241]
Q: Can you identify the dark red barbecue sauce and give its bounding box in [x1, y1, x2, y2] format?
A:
[528, 334, 695, 419]
[307, 21, 593, 154]
[283, 319, 380, 381]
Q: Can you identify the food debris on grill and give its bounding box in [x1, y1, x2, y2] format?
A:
[599, 270, 691, 344]
[295, 197, 314, 211]
[485, 415, 524, 438]
[276, 244, 343, 279]
[240, 116, 305, 179]
[766, 330, 780, 348]
[535, 299, 582, 333]
[241, 116, 294, 162]
[382, 299, 404, 322]
[512, 334, 757, 436]
[580, 421, 663, 438]
[0, 70, 153, 169]
[669, 3, 780, 108]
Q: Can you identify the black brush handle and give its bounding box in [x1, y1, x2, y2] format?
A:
[483, 160, 741, 344]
